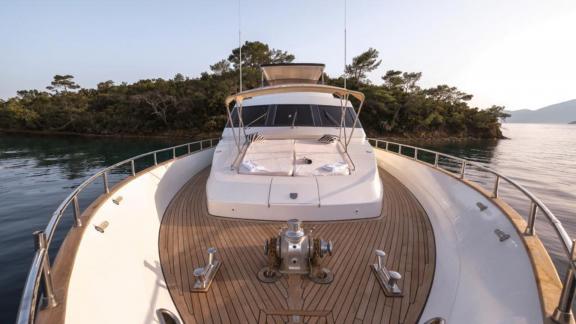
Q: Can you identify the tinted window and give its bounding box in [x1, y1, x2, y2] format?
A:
[242, 105, 269, 127]
[227, 105, 269, 127]
[318, 105, 360, 127]
[318, 105, 342, 126]
[273, 105, 314, 126]
[226, 104, 360, 128]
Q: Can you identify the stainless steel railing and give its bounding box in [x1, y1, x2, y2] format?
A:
[16, 138, 219, 324]
[368, 138, 576, 323]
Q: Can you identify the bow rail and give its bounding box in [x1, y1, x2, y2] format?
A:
[16, 138, 219, 324]
[368, 138, 575, 323]
[16, 137, 575, 323]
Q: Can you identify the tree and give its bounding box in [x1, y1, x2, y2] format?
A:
[1, 41, 505, 139]
[174, 73, 185, 82]
[382, 71, 422, 93]
[46, 75, 80, 93]
[97, 80, 115, 91]
[424, 85, 473, 103]
[210, 60, 231, 75]
[486, 105, 510, 119]
[227, 41, 295, 69]
[134, 91, 177, 126]
[345, 48, 382, 83]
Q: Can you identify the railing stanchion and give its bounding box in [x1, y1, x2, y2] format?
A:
[33, 231, 58, 309]
[492, 175, 500, 198]
[187, 143, 191, 154]
[210, 138, 213, 148]
[414, 148, 418, 160]
[434, 153, 439, 167]
[525, 201, 537, 235]
[154, 152, 158, 165]
[200, 140, 204, 150]
[131, 160, 136, 176]
[172, 147, 176, 160]
[103, 172, 110, 194]
[398, 144, 402, 155]
[385, 141, 389, 151]
[553, 240, 576, 323]
[72, 196, 82, 227]
[460, 160, 466, 179]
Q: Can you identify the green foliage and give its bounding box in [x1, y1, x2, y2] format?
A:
[0, 42, 504, 139]
[228, 41, 295, 69]
[46, 74, 80, 93]
[345, 48, 381, 83]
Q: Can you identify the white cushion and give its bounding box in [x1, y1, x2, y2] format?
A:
[294, 153, 349, 176]
[294, 140, 340, 154]
[240, 152, 294, 176]
[247, 139, 294, 153]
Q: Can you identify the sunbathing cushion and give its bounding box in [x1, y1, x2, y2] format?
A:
[239, 152, 294, 176]
[247, 139, 294, 153]
[295, 139, 341, 154]
[294, 152, 349, 176]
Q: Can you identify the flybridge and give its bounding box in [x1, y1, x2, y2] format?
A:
[260, 63, 325, 86]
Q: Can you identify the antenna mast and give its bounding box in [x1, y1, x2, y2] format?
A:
[238, 0, 243, 92]
[343, 0, 347, 90]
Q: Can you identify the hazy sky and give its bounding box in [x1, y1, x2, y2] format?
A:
[1, 0, 575, 110]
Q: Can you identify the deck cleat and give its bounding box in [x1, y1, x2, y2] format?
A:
[191, 247, 221, 292]
[371, 249, 403, 297]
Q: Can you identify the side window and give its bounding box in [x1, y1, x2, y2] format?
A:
[226, 105, 270, 127]
[318, 105, 361, 127]
[318, 105, 343, 127]
[346, 107, 361, 127]
[226, 107, 239, 127]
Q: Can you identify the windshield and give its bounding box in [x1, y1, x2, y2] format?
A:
[227, 104, 360, 128]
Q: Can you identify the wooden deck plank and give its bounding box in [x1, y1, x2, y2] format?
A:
[159, 168, 435, 324]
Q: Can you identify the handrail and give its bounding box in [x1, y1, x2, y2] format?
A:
[16, 136, 574, 323]
[367, 138, 576, 322]
[16, 138, 219, 324]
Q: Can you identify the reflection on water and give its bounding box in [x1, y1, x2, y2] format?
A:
[0, 134, 185, 323]
[0, 124, 575, 322]
[411, 124, 576, 275]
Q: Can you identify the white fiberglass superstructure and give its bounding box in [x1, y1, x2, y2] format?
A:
[207, 69, 382, 220]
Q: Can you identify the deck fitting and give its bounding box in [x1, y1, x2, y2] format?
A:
[371, 249, 403, 297]
[191, 247, 221, 292]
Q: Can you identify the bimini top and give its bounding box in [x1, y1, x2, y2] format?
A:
[225, 83, 365, 107]
[261, 63, 325, 86]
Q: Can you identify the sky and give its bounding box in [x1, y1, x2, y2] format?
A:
[1, 0, 575, 111]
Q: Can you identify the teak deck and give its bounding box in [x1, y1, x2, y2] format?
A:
[159, 168, 436, 324]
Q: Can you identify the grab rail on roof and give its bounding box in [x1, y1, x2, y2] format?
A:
[367, 138, 576, 323]
[16, 138, 219, 324]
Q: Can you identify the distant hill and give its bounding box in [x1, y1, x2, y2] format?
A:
[570, 121, 576, 125]
[505, 99, 576, 123]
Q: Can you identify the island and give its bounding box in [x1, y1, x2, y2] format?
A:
[570, 121, 576, 124]
[0, 41, 507, 139]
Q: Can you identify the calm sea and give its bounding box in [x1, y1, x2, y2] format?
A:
[1, 124, 575, 322]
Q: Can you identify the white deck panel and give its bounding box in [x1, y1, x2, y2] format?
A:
[375, 150, 542, 324]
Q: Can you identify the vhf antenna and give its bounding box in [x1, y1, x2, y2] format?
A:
[343, 0, 347, 90]
[238, 0, 243, 92]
